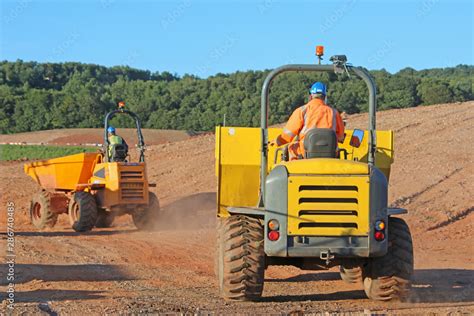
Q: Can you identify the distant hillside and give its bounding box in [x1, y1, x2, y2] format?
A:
[0, 128, 191, 145]
[0, 60, 472, 134]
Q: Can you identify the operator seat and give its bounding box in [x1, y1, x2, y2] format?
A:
[303, 128, 337, 158]
[109, 143, 128, 162]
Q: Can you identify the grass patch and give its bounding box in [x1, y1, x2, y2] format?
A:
[0, 144, 98, 161]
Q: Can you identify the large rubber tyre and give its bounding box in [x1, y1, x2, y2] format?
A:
[68, 191, 98, 232]
[340, 265, 362, 284]
[132, 192, 160, 230]
[95, 209, 115, 228]
[216, 215, 265, 301]
[30, 191, 58, 229]
[363, 217, 414, 301]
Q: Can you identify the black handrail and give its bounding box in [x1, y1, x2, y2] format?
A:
[258, 63, 377, 206]
[103, 108, 146, 162]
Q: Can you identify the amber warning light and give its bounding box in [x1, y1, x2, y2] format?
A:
[118, 101, 125, 108]
[316, 45, 324, 57]
[316, 45, 324, 64]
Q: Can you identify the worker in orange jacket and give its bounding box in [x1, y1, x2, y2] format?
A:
[270, 82, 345, 160]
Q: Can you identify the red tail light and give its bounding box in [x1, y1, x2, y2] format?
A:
[374, 231, 385, 241]
[268, 230, 280, 241]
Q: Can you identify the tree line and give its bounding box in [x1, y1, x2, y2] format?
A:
[0, 60, 472, 134]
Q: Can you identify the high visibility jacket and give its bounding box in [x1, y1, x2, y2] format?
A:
[108, 135, 125, 158]
[109, 135, 124, 145]
[278, 98, 345, 153]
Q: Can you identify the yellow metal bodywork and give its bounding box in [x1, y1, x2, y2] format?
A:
[215, 127, 281, 216]
[24, 153, 100, 191]
[25, 152, 149, 209]
[216, 126, 394, 222]
[90, 162, 149, 208]
[287, 174, 370, 236]
[281, 158, 368, 175]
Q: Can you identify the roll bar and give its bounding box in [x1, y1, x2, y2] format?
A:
[258, 62, 377, 205]
[103, 108, 146, 162]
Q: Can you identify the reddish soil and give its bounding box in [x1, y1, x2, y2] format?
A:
[1, 101, 473, 314]
[0, 128, 192, 146]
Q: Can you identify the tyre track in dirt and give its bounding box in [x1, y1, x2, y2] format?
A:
[390, 167, 463, 207]
[427, 206, 474, 231]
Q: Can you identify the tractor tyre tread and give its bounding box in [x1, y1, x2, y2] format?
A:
[132, 192, 160, 230]
[30, 191, 58, 229]
[340, 266, 363, 284]
[70, 191, 98, 232]
[363, 217, 414, 301]
[218, 215, 265, 301]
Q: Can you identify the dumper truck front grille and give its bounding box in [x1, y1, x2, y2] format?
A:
[120, 170, 145, 201]
[121, 183, 144, 200]
[120, 171, 144, 180]
[288, 178, 369, 236]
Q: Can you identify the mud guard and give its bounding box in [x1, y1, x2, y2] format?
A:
[387, 207, 408, 216]
[227, 207, 265, 218]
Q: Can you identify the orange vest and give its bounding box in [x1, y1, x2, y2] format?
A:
[279, 98, 344, 152]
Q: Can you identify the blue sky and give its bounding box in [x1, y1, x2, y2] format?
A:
[1, 0, 472, 77]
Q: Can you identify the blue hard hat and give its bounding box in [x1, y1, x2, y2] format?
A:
[107, 126, 116, 133]
[310, 82, 327, 95]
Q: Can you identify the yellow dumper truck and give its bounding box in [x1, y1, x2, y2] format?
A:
[24, 104, 158, 232]
[215, 53, 414, 301]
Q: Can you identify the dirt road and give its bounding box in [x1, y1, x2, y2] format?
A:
[1, 101, 473, 314]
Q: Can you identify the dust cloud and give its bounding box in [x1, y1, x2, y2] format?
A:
[148, 192, 216, 231]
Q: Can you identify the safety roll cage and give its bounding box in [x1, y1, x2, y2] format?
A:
[103, 108, 146, 163]
[259, 62, 377, 205]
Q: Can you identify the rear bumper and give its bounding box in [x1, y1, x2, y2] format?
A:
[286, 236, 369, 257]
[266, 233, 387, 258]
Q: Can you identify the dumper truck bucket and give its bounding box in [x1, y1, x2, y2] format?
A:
[24, 152, 101, 191]
[216, 127, 394, 217]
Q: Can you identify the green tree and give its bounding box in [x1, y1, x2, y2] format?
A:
[417, 79, 454, 105]
[0, 61, 472, 134]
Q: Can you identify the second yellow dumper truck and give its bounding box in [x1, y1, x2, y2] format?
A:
[24, 103, 159, 232]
